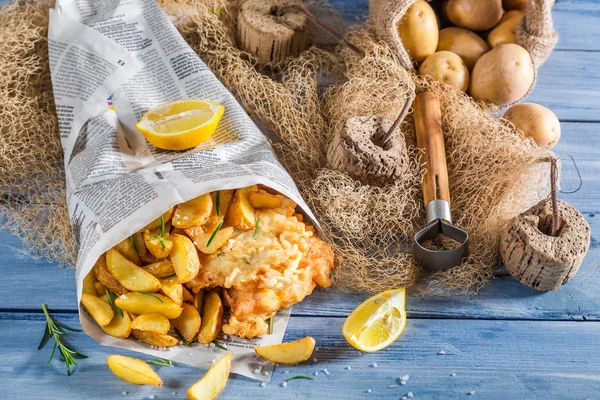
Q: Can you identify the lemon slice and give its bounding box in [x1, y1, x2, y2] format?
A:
[136, 99, 224, 151]
[342, 288, 407, 352]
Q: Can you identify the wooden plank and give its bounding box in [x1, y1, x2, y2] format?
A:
[2, 312, 600, 399]
[2, 223, 599, 320]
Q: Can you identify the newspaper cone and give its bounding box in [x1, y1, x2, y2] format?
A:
[48, 0, 324, 381]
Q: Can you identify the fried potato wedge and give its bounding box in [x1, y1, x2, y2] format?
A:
[144, 228, 174, 259]
[186, 353, 232, 400]
[132, 330, 179, 347]
[170, 234, 200, 283]
[107, 355, 163, 386]
[106, 248, 161, 293]
[192, 290, 204, 312]
[131, 313, 171, 334]
[102, 309, 132, 338]
[143, 260, 176, 279]
[95, 282, 108, 295]
[249, 190, 282, 209]
[224, 186, 257, 230]
[203, 190, 234, 229]
[254, 336, 316, 365]
[172, 193, 212, 229]
[114, 236, 142, 266]
[83, 270, 98, 296]
[140, 208, 174, 232]
[94, 254, 128, 296]
[193, 226, 234, 255]
[182, 285, 194, 302]
[160, 277, 183, 306]
[115, 292, 183, 319]
[197, 290, 223, 344]
[294, 213, 304, 222]
[171, 303, 201, 343]
[81, 292, 114, 327]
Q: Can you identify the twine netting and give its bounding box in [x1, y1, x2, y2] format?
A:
[0, 0, 552, 295]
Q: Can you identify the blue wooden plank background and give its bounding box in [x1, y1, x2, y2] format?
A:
[1, 0, 599, 399]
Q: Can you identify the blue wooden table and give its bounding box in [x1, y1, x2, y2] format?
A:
[1, 0, 599, 399]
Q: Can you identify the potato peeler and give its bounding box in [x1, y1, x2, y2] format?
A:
[412, 91, 468, 271]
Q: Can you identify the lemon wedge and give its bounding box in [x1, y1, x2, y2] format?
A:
[342, 288, 407, 352]
[136, 99, 224, 151]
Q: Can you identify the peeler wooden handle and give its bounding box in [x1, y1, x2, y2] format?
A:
[414, 91, 451, 208]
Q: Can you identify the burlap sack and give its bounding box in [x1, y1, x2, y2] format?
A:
[369, 0, 558, 103]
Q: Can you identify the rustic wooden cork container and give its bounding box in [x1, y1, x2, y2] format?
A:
[327, 116, 410, 187]
[500, 198, 591, 291]
[237, 0, 310, 64]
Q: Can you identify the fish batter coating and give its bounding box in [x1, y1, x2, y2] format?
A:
[185, 202, 334, 338]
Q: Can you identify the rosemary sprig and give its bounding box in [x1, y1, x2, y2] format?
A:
[285, 375, 315, 383]
[171, 328, 189, 346]
[213, 342, 227, 351]
[105, 289, 124, 318]
[253, 217, 259, 238]
[162, 273, 176, 279]
[38, 304, 87, 376]
[146, 358, 174, 367]
[268, 314, 275, 334]
[128, 235, 139, 255]
[215, 191, 221, 216]
[150, 217, 166, 249]
[140, 293, 163, 303]
[206, 220, 223, 247]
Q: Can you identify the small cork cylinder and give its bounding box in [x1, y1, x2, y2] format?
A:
[237, 0, 310, 64]
[500, 198, 591, 291]
[327, 116, 410, 187]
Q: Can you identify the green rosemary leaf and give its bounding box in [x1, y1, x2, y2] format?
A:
[129, 235, 139, 255]
[105, 289, 124, 318]
[140, 293, 163, 303]
[172, 328, 189, 346]
[215, 191, 221, 216]
[162, 274, 176, 279]
[253, 217, 259, 238]
[38, 322, 50, 350]
[285, 375, 315, 383]
[206, 220, 223, 248]
[213, 342, 227, 351]
[46, 341, 57, 367]
[146, 358, 174, 367]
[53, 320, 82, 332]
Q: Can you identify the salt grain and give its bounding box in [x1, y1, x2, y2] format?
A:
[254, 369, 261, 374]
[401, 381, 407, 385]
[314, 371, 319, 376]
[402, 397, 408, 400]
[313, 357, 318, 363]
[451, 373, 456, 377]
[284, 370, 290, 374]
[401, 375, 410, 382]
[122, 392, 128, 396]
[367, 389, 372, 393]
[468, 391, 476, 396]
[172, 392, 177, 396]
[148, 395, 155, 399]
[407, 392, 414, 398]
[372, 362, 378, 368]
[209, 342, 215, 347]
[223, 335, 228, 339]
[212, 359, 216, 364]
[263, 372, 270, 376]
[346, 366, 352, 370]
[323, 369, 329, 375]
[260, 382, 267, 387]
[438, 350, 446, 355]
[282, 382, 288, 387]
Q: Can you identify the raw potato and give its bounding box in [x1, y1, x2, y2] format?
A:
[446, 0, 503, 31]
[225, 185, 257, 230]
[437, 27, 489, 71]
[143, 227, 174, 259]
[114, 236, 142, 265]
[192, 226, 234, 255]
[102, 309, 132, 338]
[160, 277, 184, 306]
[143, 260, 176, 279]
[132, 330, 179, 347]
[249, 190, 283, 209]
[171, 303, 201, 343]
[470, 43, 534, 106]
[170, 234, 201, 283]
[503, 0, 527, 10]
[131, 313, 171, 334]
[94, 254, 128, 296]
[81, 292, 114, 327]
[503, 103, 561, 149]
[419, 51, 470, 92]
[396, 0, 438, 62]
[115, 292, 183, 319]
[254, 336, 316, 365]
[487, 11, 524, 48]
[186, 353, 232, 400]
[106, 248, 161, 293]
[107, 355, 163, 386]
[140, 208, 174, 232]
[83, 270, 98, 295]
[197, 290, 223, 344]
[172, 193, 213, 228]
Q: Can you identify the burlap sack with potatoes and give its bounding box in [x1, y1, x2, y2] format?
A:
[370, 0, 559, 102]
